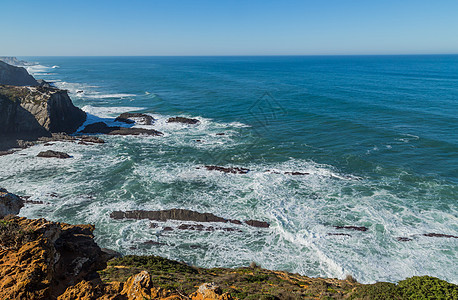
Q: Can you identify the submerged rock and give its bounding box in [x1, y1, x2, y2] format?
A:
[0, 188, 24, 217]
[115, 112, 154, 125]
[244, 220, 270, 228]
[334, 225, 368, 232]
[37, 150, 71, 159]
[167, 116, 200, 124]
[203, 165, 250, 174]
[423, 233, 458, 239]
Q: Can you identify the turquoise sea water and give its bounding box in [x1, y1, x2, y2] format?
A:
[1, 56, 457, 284]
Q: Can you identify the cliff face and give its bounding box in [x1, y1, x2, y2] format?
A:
[0, 85, 86, 140]
[0, 61, 38, 86]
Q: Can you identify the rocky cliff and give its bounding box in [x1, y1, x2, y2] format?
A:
[0, 84, 86, 149]
[0, 61, 38, 86]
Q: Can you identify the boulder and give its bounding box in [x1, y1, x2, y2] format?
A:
[0, 188, 24, 217]
[115, 112, 154, 125]
[167, 116, 200, 124]
[244, 220, 270, 228]
[37, 150, 71, 159]
[81, 122, 162, 136]
[190, 283, 233, 300]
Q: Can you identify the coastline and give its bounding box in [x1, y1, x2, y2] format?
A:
[0, 57, 458, 296]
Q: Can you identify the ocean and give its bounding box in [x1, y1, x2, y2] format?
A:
[1, 55, 457, 284]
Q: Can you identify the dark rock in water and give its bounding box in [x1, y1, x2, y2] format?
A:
[245, 220, 270, 228]
[163, 227, 173, 231]
[111, 208, 230, 223]
[423, 233, 458, 239]
[80, 122, 113, 134]
[0, 61, 38, 86]
[334, 226, 368, 232]
[177, 223, 242, 232]
[142, 240, 166, 246]
[115, 112, 154, 125]
[81, 122, 162, 136]
[44, 143, 54, 146]
[108, 127, 162, 136]
[76, 90, 83, 94]
[111, 208, 267, 229]
[79, 136, 105, 143]
[0, 150, 16, 156]
[216, 133, 225, 136]
[285, 171, 310, 176]
[203, 165, 250, 174]
[328, 233, 351, 237]
[0, 188, 24, 217]
[114, 117, 135, 124]
[37, 150, 71, 159]
[396, 237, 413, 242]
[167, 116, 200, 124]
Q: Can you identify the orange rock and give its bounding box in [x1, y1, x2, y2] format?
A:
[190, 283, 234, 300]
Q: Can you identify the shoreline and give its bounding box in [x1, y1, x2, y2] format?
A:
[0, 58, 458, 296]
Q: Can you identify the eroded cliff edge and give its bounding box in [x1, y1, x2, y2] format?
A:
[0, 84, 86, 151]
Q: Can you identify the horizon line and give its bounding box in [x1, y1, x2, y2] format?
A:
[11, 53, 458, 58]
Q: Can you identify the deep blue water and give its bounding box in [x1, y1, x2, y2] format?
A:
[2, 55, 457, 283]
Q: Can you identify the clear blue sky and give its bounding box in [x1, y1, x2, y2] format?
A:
[2, 0, 458, 56]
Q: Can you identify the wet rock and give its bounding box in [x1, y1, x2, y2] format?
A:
[37, 150, 71, 159]
[81, 122, 162, 136]
[245, 220, 270, 228]
[111, 208, 230, 223]
[143, 240, 166, 246]
[396, 237, 413, 242]
[167, 116, 200, 124]
[79, 136, 105, 144]
[111, 209, 266, 229]
[178, 224, 242, 232]
[115, 112, 154, 125]
[216, 133, 225, 136]
[0, 150, 15, 156]
[328, 233, 352, 237]
[423, 233, 458, 239]
[334, 226, 368, 232]
[203, 165, 250, 174]
[163, 226, 174, 231]
[285, 171, 310, 176]
[0, 188, 24, 217]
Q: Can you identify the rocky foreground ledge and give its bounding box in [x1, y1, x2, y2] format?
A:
[1, 190, 457, 299]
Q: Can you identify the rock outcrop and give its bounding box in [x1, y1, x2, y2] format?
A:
[0, 61, 38, 86]
[110, 208, 270, 229]
[0, 56, 32, 67]
[0, 85, 87, 150]
[0, 188, 24, 218]
[115, 112, 155, 125]
[37, 150, 71, 159]
[81, 122, 162, 136]
[0, 216, 106, 299]
[167, 116, 200, 124]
